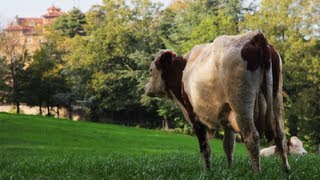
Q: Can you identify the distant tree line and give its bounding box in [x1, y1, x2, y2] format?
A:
[0, 0, 319, 153]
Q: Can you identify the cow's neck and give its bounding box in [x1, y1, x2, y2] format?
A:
[164, 56, 194, 123]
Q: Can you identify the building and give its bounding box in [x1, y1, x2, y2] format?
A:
[2, 5, 64, 54]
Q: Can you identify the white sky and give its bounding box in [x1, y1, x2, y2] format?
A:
[0, 0, 171, 27]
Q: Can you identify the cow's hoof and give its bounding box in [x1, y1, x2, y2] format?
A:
[284, 165, 290, 173]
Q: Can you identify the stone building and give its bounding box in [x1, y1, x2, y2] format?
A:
[0, 6, 65, 117]
[2, 5, 64, 54]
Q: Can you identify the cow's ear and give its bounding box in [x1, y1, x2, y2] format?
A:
[155, 50, 176, 70]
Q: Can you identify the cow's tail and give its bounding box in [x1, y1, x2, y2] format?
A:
[251, 32, 276, 141]
[263, 57, 276, 142]
[253, 32, 277, 142]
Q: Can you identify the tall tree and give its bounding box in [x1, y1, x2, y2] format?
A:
[25, 43, 68, 116]
[53, 8, 86, 38]
[0, 55, 10, 102]
[0, 35, 29, 113]
[59, 0, 163, 121]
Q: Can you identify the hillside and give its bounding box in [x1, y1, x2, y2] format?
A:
[0, 113, 319, 179]
[0, 112, 246, 156]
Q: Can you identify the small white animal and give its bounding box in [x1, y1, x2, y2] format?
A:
[260, 136, 307, 156]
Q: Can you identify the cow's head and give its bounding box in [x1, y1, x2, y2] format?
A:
[145, 50, 176, 97]
[288, 136, 307, 155]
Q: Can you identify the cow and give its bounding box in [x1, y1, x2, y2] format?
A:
[145, 31, 290, 173]
[260, 136, 307, 156]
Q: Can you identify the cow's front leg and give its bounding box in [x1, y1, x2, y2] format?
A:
[223, 126, 236, 168]
[193, 121, 211, 170]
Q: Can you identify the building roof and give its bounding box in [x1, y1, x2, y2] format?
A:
[17, 18, 43, 26]
[4, 5, 63, 34]
[4, 24, 41, 35]
[42, 5, 64, 18]
[4, 24, 25, 31]
[47, 5, 61, 11]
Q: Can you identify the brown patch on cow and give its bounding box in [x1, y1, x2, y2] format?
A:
[154, 50, 177, 79]
[155, 50, 196, 122]
[181, 82, 195, 119]
[165, 56, 187, 102]
[269, 45, 280, 98]
[241, 32, 270, 71]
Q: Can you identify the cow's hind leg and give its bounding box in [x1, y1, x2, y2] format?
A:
[193, 121, 211, 170]
[238, 116, 260, 173]
[232, 102, 260, 173]
[273, 92, 290, 172]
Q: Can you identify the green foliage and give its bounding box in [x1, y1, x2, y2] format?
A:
[25, 43, 69, 115]
[157, 99, 193, 134]
[159, 0, 244, 53]
[53, 8, 86, 38]
[0, 56, 10, 101]
[60, 0, 164, 119]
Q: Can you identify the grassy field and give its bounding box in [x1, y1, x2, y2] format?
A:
[0, 113, 319, 179]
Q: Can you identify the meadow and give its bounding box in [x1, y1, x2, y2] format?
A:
[0, 112, 319, 179]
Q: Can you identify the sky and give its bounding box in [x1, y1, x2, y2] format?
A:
[0, 0, 171, 27]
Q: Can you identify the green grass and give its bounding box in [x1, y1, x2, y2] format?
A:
[0, 112, 319, 179]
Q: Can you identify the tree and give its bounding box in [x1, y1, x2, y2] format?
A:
[54, 93, 76, 119]
[0, 55, 10, 102]
[0, 34, 29, 113]
[25, 43, 68, 116]
[56, 0, 164, 121]
[53, 8, 86, 38]
[159, 0, 245, 53]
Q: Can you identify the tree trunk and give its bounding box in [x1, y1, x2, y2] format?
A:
[162, 119, 169, 131]
[46, 105, 51, 116]
[39, 105, 42, 115]
[57, 107, 60, 118]
[16, 101, 20, 114]
[90, 106, 99, 122]
[68, 108, 72, 120]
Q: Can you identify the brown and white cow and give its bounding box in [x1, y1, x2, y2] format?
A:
[260, 136, 307, 156]
[145, 31, 290, 173]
